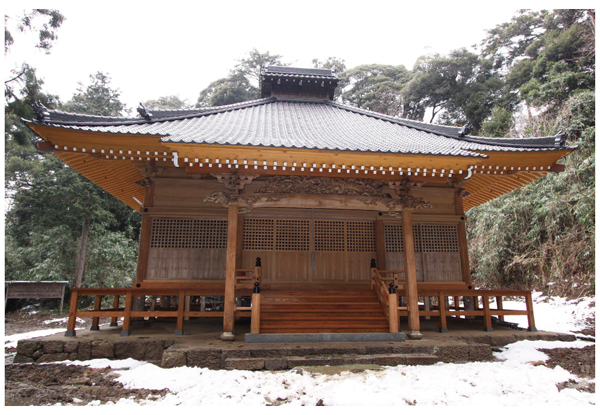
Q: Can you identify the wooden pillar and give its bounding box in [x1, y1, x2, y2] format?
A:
[236, 214, 244, 269]
[455, 190, 471, 286]
[402, 209, 422, 339]
[375, 218, 387, 270]
[221, 203, 239, 340]
[136, 178, 155, 283]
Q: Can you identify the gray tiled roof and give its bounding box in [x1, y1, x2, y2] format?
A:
[25, 97, 571, 158]
[263, 66, 340, 80]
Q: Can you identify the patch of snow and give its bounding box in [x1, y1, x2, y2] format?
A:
[4, 329, 65, 348]
[499, 292, 595, 336]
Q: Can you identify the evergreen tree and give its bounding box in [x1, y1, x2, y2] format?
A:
[338, 64, 412, 117]
[5, 71, 140, 288]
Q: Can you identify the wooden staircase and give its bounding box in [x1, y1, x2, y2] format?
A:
[259, 290, 389, 333]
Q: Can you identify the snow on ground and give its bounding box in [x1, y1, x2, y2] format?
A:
[498, 292, 595, 338]
[6, 292, 596, 406]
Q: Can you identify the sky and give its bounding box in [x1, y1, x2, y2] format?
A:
[4, 1, 559, 112]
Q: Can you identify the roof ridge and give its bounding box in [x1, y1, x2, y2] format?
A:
[324, 100, 464, 140]
[323, 101, 571, 149]
[35, 97, 277, 127]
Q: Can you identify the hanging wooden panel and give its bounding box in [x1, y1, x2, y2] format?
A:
[147, 218, 228, 280]
[384, 223, 462, 283]
[384, 224, 424, 281]
[420, 224, 462, 282]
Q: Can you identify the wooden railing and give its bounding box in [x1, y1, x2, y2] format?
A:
[371, 267, 407, 333]
[395, 289, 537, 333]
[370, 259, 537, 333]
[233, 257, 262, 334]
[65, 258, 264, 337]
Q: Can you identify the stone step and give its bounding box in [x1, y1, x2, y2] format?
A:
[224, 353, 440, 370]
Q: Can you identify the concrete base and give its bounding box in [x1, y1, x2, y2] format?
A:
[221, 332, 235, 341]
[406, 331, 423, 340]
[245, 332, 406, 343]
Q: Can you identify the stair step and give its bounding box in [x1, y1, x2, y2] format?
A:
[262, 312, 384, 318]
[260, 320, 388, 330]
[256, 290, 389, 334]
[261, 304, 381, 309]
[260, 327, 389, 333]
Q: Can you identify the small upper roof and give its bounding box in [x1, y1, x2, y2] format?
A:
[26, 97, 571, 160]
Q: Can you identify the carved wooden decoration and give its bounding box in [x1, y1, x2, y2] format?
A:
[203, 192, 287, 213]
[211, 172, 259, 199]
[381, 177, 433, 216]
[255, 176, 389, 197]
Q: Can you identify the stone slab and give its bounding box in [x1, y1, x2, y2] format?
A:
[245, 332, 406, 343]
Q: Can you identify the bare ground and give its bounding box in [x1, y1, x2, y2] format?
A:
[4, 306, 595, 406]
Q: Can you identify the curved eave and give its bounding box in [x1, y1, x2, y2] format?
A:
[57, 153, 145, 212]
[463, 171, 548, 211]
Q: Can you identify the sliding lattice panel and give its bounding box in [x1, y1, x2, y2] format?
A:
[147, 218, 228, 280]
[384, 223, 461, 282]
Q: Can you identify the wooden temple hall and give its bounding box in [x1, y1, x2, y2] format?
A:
[24, 66, 574, 342]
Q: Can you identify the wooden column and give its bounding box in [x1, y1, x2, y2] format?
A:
[455, 190, 471, 286]
[455, 189, 475, 319]
[375, 218, 387, 271]
[402, 209, 422, 339]
[221, 203, 239, 340]
[136, 179, 155, 283]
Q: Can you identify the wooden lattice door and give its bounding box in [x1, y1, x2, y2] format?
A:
[242, 218, 376, 283]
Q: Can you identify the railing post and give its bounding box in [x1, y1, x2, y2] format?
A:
[525, 291, 537, 332]
[496, 296, 504, 321]
[388, 282, 399, 333]
[483, 293, 493, 332]
[91, 295, 103, 331]
[65, 290, 79, 337]
[254, 257, 262, 285]
[110, 295, 120, 326]
[251, 282, 261, 335]
[121, 291, 133, 337]
[439, 291, 448, 333]
[370, 259, 377, 289]
[175, 290, 185, 336]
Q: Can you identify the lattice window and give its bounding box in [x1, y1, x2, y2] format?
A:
[346, 221, 375, 252]
[275, 219, 310, 251]
[384, 223, 424, 253]
[420, 224, 459, 253]
[194, 220, 228, 249]
[412, 224, 422, 253]
[243, 218, 275, 250]
[151, 218, 227, 249]
[315, 220, 345, 251]
[385, 224, 403, 252]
